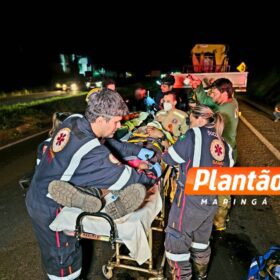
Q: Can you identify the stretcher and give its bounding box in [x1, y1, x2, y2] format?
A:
[49, 183, 167, 279]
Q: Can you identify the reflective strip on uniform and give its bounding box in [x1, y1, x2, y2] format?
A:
[191, 242, 209, 250]
[168, 146, 185, 164]
[250, 260, 258, 268]
[227, 143, 234, 167]
[46, 193, 53, 199]
[47, 268, 81, 280]
[173, 111, 186, 119]
[157, 111, 166, 116]
[165, 251, 190, 262]
[192, 127, 202, 167]
[65, 114, 83, 121]
[60, 138, 101, 181]
[108, 165, 133, 190]
[38, 138, 51, 166]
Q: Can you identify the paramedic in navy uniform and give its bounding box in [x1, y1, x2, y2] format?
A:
[163, 105, 234, 280]
[26, 89, 161, 280]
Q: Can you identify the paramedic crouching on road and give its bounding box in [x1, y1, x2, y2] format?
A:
[25, 89, 160, 280]
[163, 105, 234, 280]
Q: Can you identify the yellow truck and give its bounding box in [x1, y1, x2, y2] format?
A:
[173, 44, 248, 92]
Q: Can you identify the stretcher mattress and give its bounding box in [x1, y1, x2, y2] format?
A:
[49, 190, 162, 264]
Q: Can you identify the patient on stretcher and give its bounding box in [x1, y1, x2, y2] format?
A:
[49, 181, 162, 265]
[48, 157, 160, 221]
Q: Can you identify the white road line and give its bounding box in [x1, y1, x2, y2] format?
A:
[0, 129, 49, 151]
[240, 115, 280, 161]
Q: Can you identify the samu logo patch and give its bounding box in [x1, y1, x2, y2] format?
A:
[210, 139, 225, 162]
[52, 128, 71, 153]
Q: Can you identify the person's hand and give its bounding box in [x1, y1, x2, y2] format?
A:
[145, 96, 155, 106]
[138, 148, 154, 160]
[152, 162, 162, 177]
[161, 139, 170, 150]
[146, 183, 159, 195]
[146, 127, 164, 139]
[144, 183, 160, 202]
[203, 77, 215, 87]
[184, 74, 202, 89]
[138, 162, 149, 170]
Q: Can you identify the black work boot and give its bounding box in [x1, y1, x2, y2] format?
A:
[48, 180, 103, 213]
[193, 262, 208, 280]
[105, 183, 146, 220]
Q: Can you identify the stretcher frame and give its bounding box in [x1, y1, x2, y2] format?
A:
[74, 168, 171, 280]
[101, 216, 166, 280]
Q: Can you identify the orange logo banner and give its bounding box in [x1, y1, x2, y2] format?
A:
[185, 167, 280, 195]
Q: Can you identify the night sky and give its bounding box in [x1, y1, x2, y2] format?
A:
[0, 3, 278, 91]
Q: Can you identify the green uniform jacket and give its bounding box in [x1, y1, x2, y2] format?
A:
[194, 84, 239, 161]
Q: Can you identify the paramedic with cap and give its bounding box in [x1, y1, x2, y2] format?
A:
[154, 74, 175, 110]
[25, 88, 161, 280]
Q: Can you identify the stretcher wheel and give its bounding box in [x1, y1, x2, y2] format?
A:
[102, 265, 113, 279]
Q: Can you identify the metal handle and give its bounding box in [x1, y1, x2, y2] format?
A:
[75, 212, 118, 249]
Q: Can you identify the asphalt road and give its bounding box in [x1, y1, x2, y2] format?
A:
[0, 108, 279, 279]
[0, 91, 70, 105]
